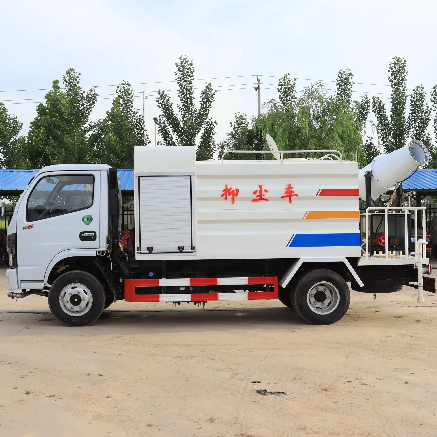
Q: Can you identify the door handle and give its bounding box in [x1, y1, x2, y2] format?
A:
[79, 231, 97, 241]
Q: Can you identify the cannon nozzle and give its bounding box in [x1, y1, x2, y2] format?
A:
[358, 139, 429, 201]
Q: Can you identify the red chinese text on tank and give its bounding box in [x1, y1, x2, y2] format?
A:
[281, 184, 298, 203]
[221, 184, 240, 204]
[252, 185, 269, 202]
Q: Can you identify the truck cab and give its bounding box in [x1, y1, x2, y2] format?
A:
[7, 165, 113, 292]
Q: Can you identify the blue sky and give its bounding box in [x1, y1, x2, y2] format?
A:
[1, 0, 437, 145]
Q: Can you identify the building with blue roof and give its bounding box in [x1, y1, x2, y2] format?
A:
[0, 169, 134, 196]
[0, 168, 436, 204]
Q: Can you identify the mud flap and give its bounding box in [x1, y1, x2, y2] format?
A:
[409, 276, 436, 293]
[424, 276, 436, 293]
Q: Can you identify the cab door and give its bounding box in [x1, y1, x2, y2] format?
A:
[16, 171, 101, 285]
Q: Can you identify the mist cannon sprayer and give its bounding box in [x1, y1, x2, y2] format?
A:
[358, 139, 429, 202]
[357, 140, 431, 304]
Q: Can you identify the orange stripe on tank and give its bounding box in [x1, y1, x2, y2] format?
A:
[305, 211, 360, 219]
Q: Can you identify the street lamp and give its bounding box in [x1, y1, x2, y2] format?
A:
[153, 117, 158, 146]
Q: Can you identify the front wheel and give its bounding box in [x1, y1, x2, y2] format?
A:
[292, 269, 350, 325]
[48, 271, 106, 326]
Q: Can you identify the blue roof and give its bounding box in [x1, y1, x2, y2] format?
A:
[0, 168, 134, 192]
[402, 169, 437, 190]
[1, 168, 436, 192]
[0, 169, 38, 191]
[117, 169, 133, 191]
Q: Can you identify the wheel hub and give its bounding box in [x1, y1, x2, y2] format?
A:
[307, 282, 340, 315]
[59, 283, 93, 317]
[313, 290, 327, 303]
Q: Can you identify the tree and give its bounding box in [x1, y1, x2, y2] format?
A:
[217, 113, 264, 160]
[432, 86, 437, 140]
[0, 103, 26, 168]
[372, 57, 433, 158]
[24, 68, 97, 168]
[156, 56, 217, 160]
[221, 70, 367, 165]
[407, 85, 432, 148]
[89, 81, 149, 168]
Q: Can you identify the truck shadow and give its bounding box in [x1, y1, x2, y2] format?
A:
[6, 306, 315, 335]
[95, 307, 308, 333]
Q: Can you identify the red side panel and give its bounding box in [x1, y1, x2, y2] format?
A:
[248, 291, 276, 300]
[191, 293, 219, 301]
[190, 278, 219, 287]
[124, 276, 278, 302]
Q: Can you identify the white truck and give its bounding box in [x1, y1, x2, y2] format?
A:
[5, 139, 435, 326]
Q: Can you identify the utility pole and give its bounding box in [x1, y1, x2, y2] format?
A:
[142, 91, 145, 123]
[254, 76, 261, 117]
[153, 117, 158, 146]
[142, 92, 149, 143]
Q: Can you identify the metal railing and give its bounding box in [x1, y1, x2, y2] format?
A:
[221, 149, 343, 163]
[0, 208, 13, 265]
[121, 204, 134, 231]
[363, 206, 426, 260]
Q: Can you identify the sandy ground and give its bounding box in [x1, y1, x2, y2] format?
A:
[1, 267, 437, 437]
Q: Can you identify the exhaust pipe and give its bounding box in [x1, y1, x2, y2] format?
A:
[358, 139, 429, 201]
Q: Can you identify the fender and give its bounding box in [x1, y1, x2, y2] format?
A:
[44, 249, 99, 284]
[280, 257, 364, 288]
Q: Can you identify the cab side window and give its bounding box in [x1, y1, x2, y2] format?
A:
[27, 175, 94, 222]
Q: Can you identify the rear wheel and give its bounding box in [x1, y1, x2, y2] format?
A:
[292, 269, 350, 325]
[48, 270, 105, 326]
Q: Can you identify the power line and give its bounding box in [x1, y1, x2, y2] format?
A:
[0, 75, 405, 94]
[1, 75, 420, 106]
[0, 86, 395, 105]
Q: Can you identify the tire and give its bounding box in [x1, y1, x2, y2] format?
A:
[48, 270, 106, 326]
[292, 269, 350, 325]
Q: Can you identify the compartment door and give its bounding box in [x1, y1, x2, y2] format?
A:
[139, 175, 193, 253]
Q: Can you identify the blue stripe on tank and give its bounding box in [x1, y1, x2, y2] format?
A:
[287, 233, 361, 247]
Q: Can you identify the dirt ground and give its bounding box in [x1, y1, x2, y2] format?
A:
[1, 267, 437, 437]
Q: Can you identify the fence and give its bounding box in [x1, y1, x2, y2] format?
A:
[426, 205, 437, 237]
[0, 206, 13, 265]
[121, 204, 134, 230]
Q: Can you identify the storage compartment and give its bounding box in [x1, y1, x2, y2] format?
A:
[138, 175, 194, 253]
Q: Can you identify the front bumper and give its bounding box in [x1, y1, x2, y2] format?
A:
[6, 269, 18, 291]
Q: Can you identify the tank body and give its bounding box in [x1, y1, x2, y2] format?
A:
[134, 147, 361, 260]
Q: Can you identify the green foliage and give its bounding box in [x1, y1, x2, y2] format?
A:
[217, 113, 264, 160]
[407, 85, 432, 148]
[156, 56, 217, 160]
[388, 57, 408, 152]
[372, 57, 433, 157]
[372, 57, 408, 154]
[89, 81, 149, 168]
[0, 103, 26, 168]
[277, 73, 297, 108]
[362, 136, 380, 165]
[356, 93, 371, 131]
[336, 69, 354, 104]
[221, 69, 367, 166]
[22, 68, 97, 168]
[430, 85, 437, 167]
[2, 70, 148, 170]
